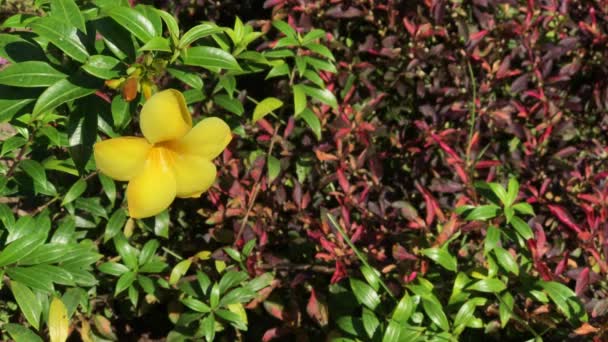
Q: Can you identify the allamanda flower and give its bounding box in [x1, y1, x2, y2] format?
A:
[94, 89, 232, 219]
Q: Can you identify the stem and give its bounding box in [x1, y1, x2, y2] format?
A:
[326, 213, 396, 301]
[234, 123, 280, 244]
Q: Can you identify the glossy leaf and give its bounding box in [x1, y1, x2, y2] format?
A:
[107, 6, 156, 43]
[0, 61, 66, 87]
[253, 97, 283, 123]
[183, 46, 241, 71]
[10, 281, 41, 330]
[30, 17, 89, 63]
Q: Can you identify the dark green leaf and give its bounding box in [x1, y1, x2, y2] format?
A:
[107, 6, 156, 43]
[201, 313, 216, 342]
[7, 267, 54, 292]
[113, 233, 139, 270]
[30, 17, 89, 63]
[50, 0, 86, 33]
[154, 209, 170, 238]
[299, 108, 321, 140]
[18, 243, 67, 265]
[499, 292, 514, 328]
[104, 209, 127, 242]
[10, 281, 41, 330]
[216, 309, 247, 330]
[304, 56, 337, 73]
[219, 271, 248, 294]
[484, 225, 500, 254]
[139, 239, 160, 266]
[0, 61, 66, 87]
[453, 297, 486, 328]
[301, 85, 338, 109]
[392, 291, 415, 323]
[62, 178, 87, 205]
[214, 94, 244, 116]
[267, 155, 280, 183]
[219, 287, 256, 306]
[0, 232, 46, 267]
[33, 75, 101, 117]
[115, 271, 136, 295]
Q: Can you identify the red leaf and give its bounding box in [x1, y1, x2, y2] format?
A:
[306, 289, 329, 327]
[575, 267, 589, 296]
[548, 204, 583, 233]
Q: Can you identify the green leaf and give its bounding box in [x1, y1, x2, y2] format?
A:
[219, 287, 256, 306]
[494, 247, 519, 275]
[4, 323, 43, 342]
[293, 84, 306, 116]
[181, 298, 211, 313]
[33, 76, 100, 117]
[107, 6, 156, 43]
[499, 292, 514, 328]
[464, 204, 500, 221]
[210, 283, 220, 308]
[467, 278, 506, 293]
[214, 94, 244, 116]
[392, 291, 415, 323]
[382, 320, 402, 342]
[0, 232, 46, 267]
[93, 18, 135, 61]
[155, 9, 179, 44]
[82, 55, 122, 80]
[167, 67, 204, 90]
[169, 259, 191, 285]
[183, 46, 241, 71]
[272, 21, 297, 39]
[218, 270, 248, 294]
[510, 216, 534, 240]
[62, 178, 87, 205]
[50, 0, 86, 33]
[299, 108, 321, 140]
[154, 209, 170, 238]
[98, 262, 129, 276]
[421, 297, 449, 331]
[0, 87, 38, 122]
[267, 155, 280, 183]
[31, 264, 74, 286]
[104, 209, 127, 242]
[265, 62, 289, 79]
[303, 69, 325, 87]
[18, 243, 68, 265]
[336, 316, 366, 336]
[505, 178, 519, 207]
[421, 247, 457, 272]
[115, 271, 136, 295]
[10, 281, 42, 330]
[139, 36, 171, 52]
[349, 278, 380, 310]
[484, 225, 500, 254]
[301, 85, 338, 109]
[139, 239, 160, 266]
[7, 266, 54, 292]
[362, 308, 380, 338]
[487, 182, 508, 205]
[216, 308, 247, 330]
[360, 265, 381, 292]
[178, 23, 224, 49]
[30, 17, 89, 63]
[453, 297, 486, 328]
[537, 280, 588, 322]
[201, 313, 216, 342]
[302, 29, 326, 44]
[512, 202, 535, 216]
[113, 233, 138, 270]
[0, 61, 66, 87]
[253, 97, 283, 123]
[304, 42, 335, 60]
[305, 56, 337, 73]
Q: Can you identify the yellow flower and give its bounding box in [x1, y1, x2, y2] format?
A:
[94, 89, 232, 219]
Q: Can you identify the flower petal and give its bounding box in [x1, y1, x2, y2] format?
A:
[93, 137, 151, 181]
[140, 89, 192, 144]
[126, 147, 176, 218]
[171, 152, 217, 198]
[171, 117, 232, 159]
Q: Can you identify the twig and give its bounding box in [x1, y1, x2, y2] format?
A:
[234, 123, 280, 244]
